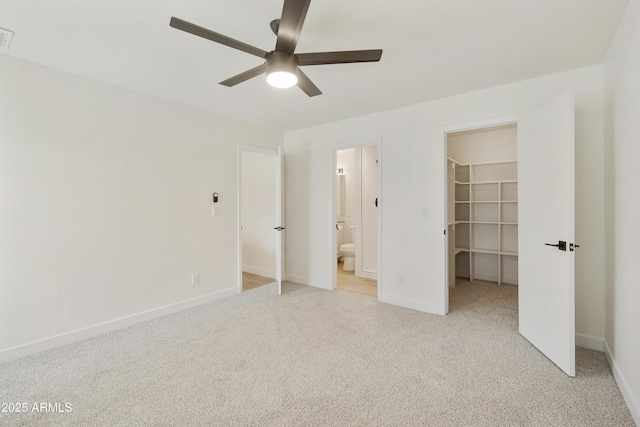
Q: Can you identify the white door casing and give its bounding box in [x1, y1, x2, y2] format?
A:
[275, 146, 285, 296]
[518, 93, 576, 377]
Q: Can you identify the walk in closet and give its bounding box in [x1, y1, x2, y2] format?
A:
[447, 124, 518, 286]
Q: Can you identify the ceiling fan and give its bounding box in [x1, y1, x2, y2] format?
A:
[170, 0, 383, 97]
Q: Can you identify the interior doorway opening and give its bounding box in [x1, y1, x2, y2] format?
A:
[443, 95, 576, 376]
[239, 147, 277, 292]
[445, 123, 519, 311]
[334, 143, 380, 297]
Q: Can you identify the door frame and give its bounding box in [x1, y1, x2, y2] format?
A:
[442, 116, 519, 314]
[331, 138, 382, 297]
[237, 145, 279, 293]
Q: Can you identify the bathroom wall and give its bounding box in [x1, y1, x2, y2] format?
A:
[336, 148, 361, 244]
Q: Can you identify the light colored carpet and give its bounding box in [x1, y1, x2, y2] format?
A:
[0, 280, 634, 426]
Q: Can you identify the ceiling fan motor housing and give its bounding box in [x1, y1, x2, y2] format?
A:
[266, 50, 299, 75]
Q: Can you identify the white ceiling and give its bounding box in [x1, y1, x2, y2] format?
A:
[0, 0, 629, 132]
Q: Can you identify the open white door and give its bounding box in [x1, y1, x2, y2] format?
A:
[518, 93, 576, 377]
[275, 147, 285, 295]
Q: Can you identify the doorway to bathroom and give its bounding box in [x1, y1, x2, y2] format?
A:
[334, 142, 380, 297]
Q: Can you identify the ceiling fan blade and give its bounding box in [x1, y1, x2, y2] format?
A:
[296, 68, 322, 97]
[297, 49, 383, 66]
[170, 17, 268, 59]
[219, 64, 267, 87]
[275, 0, 312, 54]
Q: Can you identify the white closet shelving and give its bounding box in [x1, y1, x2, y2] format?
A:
[450, 159, 518, 285]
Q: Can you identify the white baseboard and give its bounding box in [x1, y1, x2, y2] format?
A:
[0, 286, 240, 365]
[473, 273, 492, 282]
[242, 265, 275, 279]
[378, 292, 444, 315]
[604, 341, 640, 425]
[575, 334, 604, 351]
[501, 275, 518, 285]
[356, 270, 377, 280]
[285, 273, 331, 290]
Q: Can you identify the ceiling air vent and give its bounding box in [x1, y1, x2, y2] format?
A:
[0, 28, 15, 50]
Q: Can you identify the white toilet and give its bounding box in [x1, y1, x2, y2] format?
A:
[340, 226, 356, 271]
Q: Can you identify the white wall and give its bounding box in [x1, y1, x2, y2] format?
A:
[241, 151, 276, 278]
[447, 124, 517, 165]
[285, 65, 605, 334]
[0, 55, 281, 359]
[604, 0, 640, 422]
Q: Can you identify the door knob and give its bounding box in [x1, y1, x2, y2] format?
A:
[545, 240, 567, 251]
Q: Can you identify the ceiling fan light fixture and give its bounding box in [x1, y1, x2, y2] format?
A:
[265, 51, 299, 89]
[267, 70, 298, 88]
[170, 0, 382, 97]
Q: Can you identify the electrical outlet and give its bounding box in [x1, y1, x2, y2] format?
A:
[398, 274, 404, 284]
[192, 274, 199, 285]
